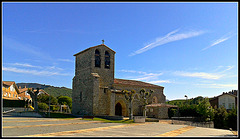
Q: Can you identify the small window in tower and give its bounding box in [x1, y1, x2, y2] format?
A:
[95, 49, 101, 68]
[104, 88, 108, 93]
[105, 51, 110, 69]
[80, 92, 82, 102]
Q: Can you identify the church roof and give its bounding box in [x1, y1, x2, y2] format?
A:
[73, 44, 116, 56]
[114, 78, 164, 89]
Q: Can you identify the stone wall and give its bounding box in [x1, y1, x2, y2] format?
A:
[113, 84, 166, 117]
[146, 107, 169, 119]
[72, 44, 166, 118]
[72, 45, 115, 116]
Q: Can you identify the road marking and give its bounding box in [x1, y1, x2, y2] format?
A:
[3, 118, 82, 123]
[155, 126, 195, 137]
[21, 122, 153, 137]
[3, 120, 101, 129]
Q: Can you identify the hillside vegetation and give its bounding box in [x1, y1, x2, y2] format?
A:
[16, 83, 72, 98]
[44, 87, 72, 98]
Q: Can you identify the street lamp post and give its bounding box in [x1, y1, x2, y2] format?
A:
[184, 95, 188, 104]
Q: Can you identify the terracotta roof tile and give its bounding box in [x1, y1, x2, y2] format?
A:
[3, 81, 15, 86]
[73, 44, 116, 56]
[18, 88, 29, 93]
[114, 78, 164, 88]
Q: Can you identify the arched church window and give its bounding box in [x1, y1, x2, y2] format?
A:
[95, 49, 101, 68]
[105, 51, 110, 69]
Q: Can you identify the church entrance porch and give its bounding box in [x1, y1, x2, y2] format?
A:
[114, 100, 127, 116]
[115, 103, 122, 116]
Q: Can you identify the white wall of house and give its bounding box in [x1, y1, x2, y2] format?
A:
[10, 85, 15, 92]
[218, 94, 235, 109]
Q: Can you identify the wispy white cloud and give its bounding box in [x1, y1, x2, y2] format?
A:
[57, 59, 74, 63]
[149, 80, 171, 84]
[129, 28, 206, 56]
[174, 71, 223, 80]
[3, 67, 71, 76]
[3, 37, 53, 61]
[201, 32, 236, 51]
[45, 66, 64, 71]
[118, 69, 168, 85]
[174, 65, 235, 80]
[195, 83, 237, 88]
[7, 63, 42, 69]
[133, 73, 163, 81]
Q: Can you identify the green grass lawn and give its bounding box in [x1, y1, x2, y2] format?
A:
[38, 112, 134, 123]
[82, 117, 134, 124]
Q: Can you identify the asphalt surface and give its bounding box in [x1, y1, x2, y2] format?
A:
[2, 115, 237, 137]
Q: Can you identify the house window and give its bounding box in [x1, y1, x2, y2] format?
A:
[95, 49, 101, 68]
[105, 51, 110, 69]
[232, 103, 235, 108]
[222, 103, 225, 108]
[229, 103, 231, 109]
[9, 93, 11, 97]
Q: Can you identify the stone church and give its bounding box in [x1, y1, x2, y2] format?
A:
[72, 43, 166, 117]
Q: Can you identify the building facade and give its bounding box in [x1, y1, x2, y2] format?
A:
[72, 44, 166, 117]
[2, 81, 21, 100]
[210, 90, 238, 110]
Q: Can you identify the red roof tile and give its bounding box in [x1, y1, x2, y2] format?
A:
[73, 44, 116, 56]
[3, 81, 15, 86]
[114, 78, 164, 88]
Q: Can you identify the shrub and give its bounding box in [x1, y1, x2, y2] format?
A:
[226, 107, 237, 130]
[168, 108, 178, 118]
[57, 96, 72, 109]
[213, 106, 228, 129]
[38, 102, 49, 111]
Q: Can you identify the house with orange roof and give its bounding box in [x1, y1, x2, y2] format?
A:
[2, 81, 21, 100]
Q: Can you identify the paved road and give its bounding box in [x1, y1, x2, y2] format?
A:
[2, 116, 237, 137]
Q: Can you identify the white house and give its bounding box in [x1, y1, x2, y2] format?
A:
[218, 93, 236, 109]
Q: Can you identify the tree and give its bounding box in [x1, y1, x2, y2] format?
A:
[226, 107, 237, 130]
[27, 88, 40, 112]
[38, 94, 58, 105]
[38, 102, 49, 111]
[213, 106, 228, 129]
[58, 96, 72, 109]
[138, 89, 154, 117]
[122, 89, 136, 120]
[196, 98, 214, 122]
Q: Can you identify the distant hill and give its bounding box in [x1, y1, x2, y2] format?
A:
[17, 83, 52, 89]
[16, 83, 72, 98]
[166, 99, 186, 106]
[44, 86, 72, 98]
[166, 96, 206, 106]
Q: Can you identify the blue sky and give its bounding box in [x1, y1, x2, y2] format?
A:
[2, 2, 238, 100]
